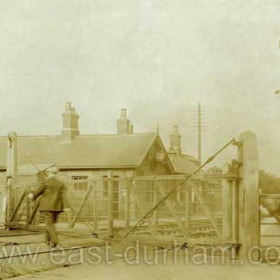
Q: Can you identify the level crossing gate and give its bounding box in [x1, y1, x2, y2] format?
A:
[2, 131, 260, 260]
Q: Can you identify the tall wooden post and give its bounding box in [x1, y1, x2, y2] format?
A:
[232, 180, 239, 243]
[152, 179, 158, 235]
[7, 131, 18, 178]
[108, 171, 114, 237]
[184, 183, 191, 238]
[93, 188, 98, 231]
[237, 131, 259, 260]
[125, 179, 131, 231]
[5, 131, 18, 228]
[222, 178, 229, 239]
[222, 165, 233, 241]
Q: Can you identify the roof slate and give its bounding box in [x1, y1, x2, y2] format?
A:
[0, 133, 157, 170]
[168, 153, 200, 174]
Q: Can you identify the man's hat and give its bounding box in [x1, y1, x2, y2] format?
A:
[46, 166, 59, 174]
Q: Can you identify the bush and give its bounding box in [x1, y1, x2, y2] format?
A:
[259, 169, 280, 194]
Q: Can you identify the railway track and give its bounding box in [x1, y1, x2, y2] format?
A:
[131, 218, 223, 238]
[0, 225, 239, 279]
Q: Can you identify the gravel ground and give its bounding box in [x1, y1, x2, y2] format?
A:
[15, 257, 280, 280]
[2, 230, 280, 280]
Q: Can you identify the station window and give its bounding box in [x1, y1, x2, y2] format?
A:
[72, 176, 88, 191]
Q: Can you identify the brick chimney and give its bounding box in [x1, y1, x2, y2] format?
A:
[117, 108, 133, 135]
[169, 125, 181, 155]
[62, 102, 79, 141]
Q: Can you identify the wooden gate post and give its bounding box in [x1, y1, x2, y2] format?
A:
[5, 131, 18, 228]
[222, 164, 234, 241]
[222, 179, 231, 240]
[237, 131, 259, 260]
[184, 183, 191, 238]
[108, 172, 114, 237]
[93, 188, 98, 231]
[125, 179, 131, 231]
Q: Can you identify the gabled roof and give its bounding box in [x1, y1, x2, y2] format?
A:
[57, 134, 158, 168]
[0, 133, 160, 170]
[168, 153, 200, 174]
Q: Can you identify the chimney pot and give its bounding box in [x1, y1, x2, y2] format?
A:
[120, 108, 127, 119]
[62, 102, 79, 141]
[169, 125, 181, 155]
[173, 125, 179, 134]
[117, 108, 133, 134]
[65, 102, 72, 111]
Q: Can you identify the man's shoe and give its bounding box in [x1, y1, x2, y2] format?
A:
[50, 242, 57, 248]
[50, 243, 63, 250]
[55, 244, 63, 250]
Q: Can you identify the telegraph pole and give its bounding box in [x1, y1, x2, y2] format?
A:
[193, 103, 204, 165]
[274, 39, 280, 95]
[198, 103, 202, 163]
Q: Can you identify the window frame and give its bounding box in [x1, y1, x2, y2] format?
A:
[72, 176, 88, 191]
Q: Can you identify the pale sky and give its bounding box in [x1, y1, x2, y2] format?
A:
[0, 0, 280, 173]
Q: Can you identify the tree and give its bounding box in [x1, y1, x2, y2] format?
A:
[259, 169, 280, 194]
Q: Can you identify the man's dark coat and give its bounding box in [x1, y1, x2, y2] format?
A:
[33, 177, 66, 212]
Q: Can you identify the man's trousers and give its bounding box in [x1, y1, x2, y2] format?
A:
[43, 211, 60, 245]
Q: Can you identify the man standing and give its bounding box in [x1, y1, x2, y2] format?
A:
[28, 167, 66, 248]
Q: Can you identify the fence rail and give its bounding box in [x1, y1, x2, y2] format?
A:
[4, 174, 232, 243]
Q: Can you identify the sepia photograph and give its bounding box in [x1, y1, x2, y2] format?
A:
[0, 0, 280, 279]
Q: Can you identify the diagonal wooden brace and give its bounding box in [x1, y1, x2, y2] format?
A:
[189, 182, 222, 239]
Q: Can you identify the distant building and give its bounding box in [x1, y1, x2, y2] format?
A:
[166, 125, 223, 213]
[0, 103, 174, 183]
[167, 125, 200, 175]
[0, 103, 175, 222]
